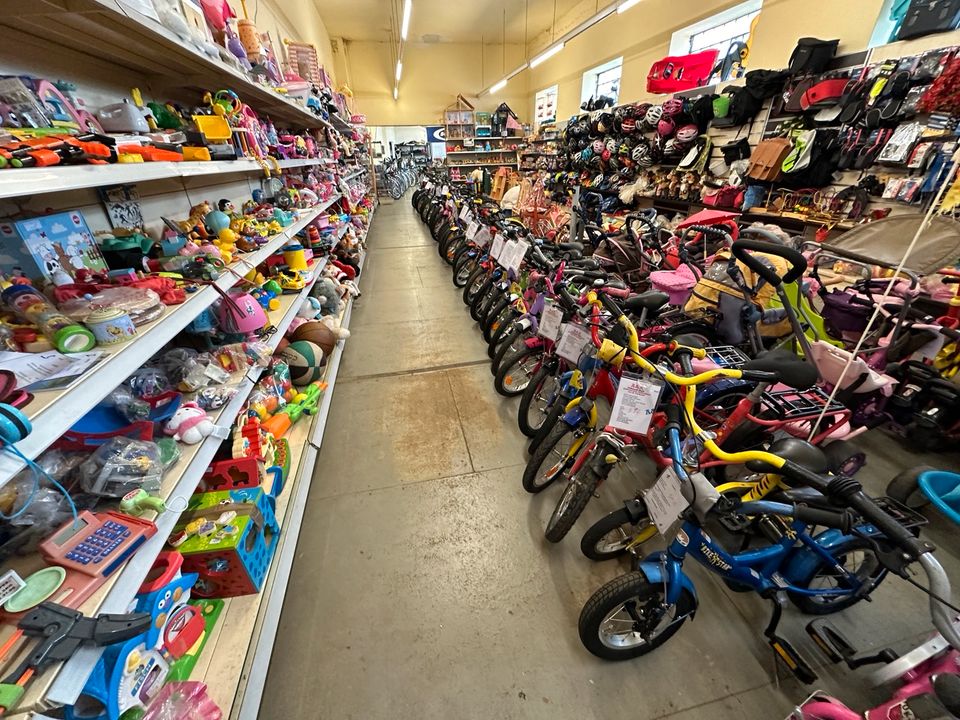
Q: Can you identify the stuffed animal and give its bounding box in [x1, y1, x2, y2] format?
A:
[298, 296, 323, 319]
[310, 277, 342, 316]
[318, 314, 350, 340]
[164, 402, 216, 444]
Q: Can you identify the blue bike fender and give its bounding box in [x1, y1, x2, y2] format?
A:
[695, 378, 755, 405]
[561, 399, 592, 427]
[634, 559, 698, 609]
[781, 529, 859, 585]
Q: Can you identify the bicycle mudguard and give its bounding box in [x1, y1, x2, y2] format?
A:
[695, 377, 755, 405]
[562, 397, 595, 428]
[634, 554, 699, 608]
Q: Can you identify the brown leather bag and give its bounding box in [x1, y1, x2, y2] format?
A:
[746, 138, 793, 182]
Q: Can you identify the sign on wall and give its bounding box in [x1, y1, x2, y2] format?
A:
[426, 126, 446, 142]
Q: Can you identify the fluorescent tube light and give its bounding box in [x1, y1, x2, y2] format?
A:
[530, 42, 564, 68]
[395, 60, 403, 81]
[393, 87, 399, 100]
[401, 0, 412, 40]
[618, 0, 643, 12]
[490, 79, 508, 93]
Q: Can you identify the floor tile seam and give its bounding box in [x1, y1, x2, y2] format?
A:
[309, 463, 528, 500]
[445, 370, 476, 474]
[339, 358, 490, 381]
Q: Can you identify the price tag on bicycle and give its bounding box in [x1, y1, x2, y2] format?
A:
[644, 466, 689, 536]
[466, 221, 479, 239]
[555, 323, 591, 363]
[538, 299, 563, 341]
[609, 372, 664, 435]
[490, 233, 505, 260]
[474, 227, 491, 247]
[441, 184, 449, 195]
[459, 205, 471, 222]
[506, 240, 530, 275]
[498, 239, 518, 268]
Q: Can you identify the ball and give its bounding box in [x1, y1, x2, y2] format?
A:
[291, 321, 338, 358]
[277, 340, 324, 386]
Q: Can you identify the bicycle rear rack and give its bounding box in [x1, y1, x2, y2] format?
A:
[761, 386, 848, 421]
[704, 345, 749, 368]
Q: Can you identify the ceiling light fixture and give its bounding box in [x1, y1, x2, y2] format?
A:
[529, 41, 564, 68]
[401, 0, 412, 40]
[395, 60, 403, 81]
[617, 0, 643, 12]
[490, 79, 508, 93]
[393, 87, 399, 100]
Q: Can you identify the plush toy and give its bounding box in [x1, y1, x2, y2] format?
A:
[165, 402, 216, 444]
[318, 314, 350, 341]
[298, 296, 323, 319]
[310, 277, 342, 316]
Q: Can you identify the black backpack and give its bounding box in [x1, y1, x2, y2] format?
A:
[778, 129, 841, 188]
[745, 69, 790, 100]
[711, 86, 762, 127]
[788, 38, 839, 75]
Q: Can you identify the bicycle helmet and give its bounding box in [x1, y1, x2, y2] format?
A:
[621, 116, 637, 134]
[590, 139, 603, 155]
[676, 124, 699, 143]
[644, 105, 663, 128]
[601, 148, 612, 163]
[632, 142, 653, 168]
[634, 102, 652, 119]
[663, 138, 680, 156]
[581, 147, 593, 161]
[597, 112, 615, 133]
[605, 137, 618, 153]
[662, 98, 684, 117]
[657, 116, 676, 138]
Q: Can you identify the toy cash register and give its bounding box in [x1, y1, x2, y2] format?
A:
[40, 511, 157, 577]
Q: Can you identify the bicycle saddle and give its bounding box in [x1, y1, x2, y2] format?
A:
[746, 437, 830, 475]
[624, 291, 669, 314]
[556, 242, 584, 253]
[742, 350, 818, 390]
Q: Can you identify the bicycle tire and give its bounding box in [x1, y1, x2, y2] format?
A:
[470, 277, 496, 321]
[545, 459, 604, 543]
[528, 395, 566, 454]
[482, 296, 512, 344]
[452, 250, 477, 287]
[491, 325, 526, 376]
[494, 344, 541, 397]
[522, 420, 578, 492]
[580, 504, 650, 561]
[518, 362, 554, 438]
[462, 267, 487, 306]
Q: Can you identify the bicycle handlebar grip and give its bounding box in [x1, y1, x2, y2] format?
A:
[731, 239, 809, 286]
[740, 369, 779, 384]
[598, 291, 624, 318]
[601, 285, 631, 299]
[663, 403, 682, 430]
[793, 506, 853, 533]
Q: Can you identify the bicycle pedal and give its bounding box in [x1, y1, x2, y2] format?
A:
[768, 636, 818, 684]
[805, 620, 856, 664]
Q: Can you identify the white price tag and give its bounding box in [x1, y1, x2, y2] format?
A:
[498, 239, 519, 268]
[537, 300, 563, 341]
[506, 239, 530, 274]
[473, 227, 491, 247]
[609, 372, 664, 435]
[555, 323, 591, 363]
[459, 205, 470, 221]
[490, 233, 505, 260]
[644, 466, 689, 535]
[441, 185, 449, 195]
[425, 181, 434, 190]
[466, 221, 479, 239]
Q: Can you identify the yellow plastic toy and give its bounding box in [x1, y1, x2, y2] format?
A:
[216, 228, 238, 263]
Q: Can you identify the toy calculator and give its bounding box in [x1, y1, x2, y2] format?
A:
[40, 511, 157, 577]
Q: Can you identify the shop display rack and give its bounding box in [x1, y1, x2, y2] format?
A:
[0, 196, 341, 491]
[191, 220, 373, 720]
[0, 158, 328, 201]
[342, 167, 370, 182]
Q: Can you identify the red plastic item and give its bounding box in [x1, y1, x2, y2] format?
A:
[40, 510, 157, 577]
[55, 421, 155, 451]
[647, 50, 719, 93]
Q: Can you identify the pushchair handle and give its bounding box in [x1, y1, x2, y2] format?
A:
[731, 239, 808, 287]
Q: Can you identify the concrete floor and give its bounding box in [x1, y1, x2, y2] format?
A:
[262, 198, 960, 719]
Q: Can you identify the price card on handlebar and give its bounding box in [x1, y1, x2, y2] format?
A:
[555, 323, 591, 363]
[490, 233, 505, 260]
[473, 227, 491, 247]
[498, 239, 518, 268]
[459, 204, 471, 222]
[645, 466, 689, 536]
[466, 221, 479, 239]
[505, 240, 530, 274]
[538, 299, 563, 341]
[609, 372, 664, 436]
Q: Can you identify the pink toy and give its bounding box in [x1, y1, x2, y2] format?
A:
[165, 402, 216, 444]
[199, 0, 235, 31]
[143, 681, 222, 720]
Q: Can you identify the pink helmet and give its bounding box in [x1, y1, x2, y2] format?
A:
[592, 139, 605, 154]
[661, 98, 684, 117]
[676, 124, 699, 143]
[657, 116, 676, 138]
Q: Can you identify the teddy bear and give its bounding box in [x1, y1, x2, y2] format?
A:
[165, 402, 216, 444]
[318, 313, 351, 340]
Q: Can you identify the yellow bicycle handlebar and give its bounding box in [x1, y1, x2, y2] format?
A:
[585, 290, 787, 471]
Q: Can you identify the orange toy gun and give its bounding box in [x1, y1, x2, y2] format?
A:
[261, 381, 325, 438]
[116, 142, 183, 163]
[0, 133, 116, 169]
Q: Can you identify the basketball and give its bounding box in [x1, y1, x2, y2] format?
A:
[278, 340, 324, 386]
[291, 321, 338, 357]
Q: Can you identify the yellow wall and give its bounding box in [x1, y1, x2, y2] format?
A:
[346, 40, 530, 126]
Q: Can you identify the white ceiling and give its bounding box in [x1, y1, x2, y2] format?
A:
[313, 0, 584, 45]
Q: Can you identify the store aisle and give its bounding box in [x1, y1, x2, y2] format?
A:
[260, 199, 941, 720]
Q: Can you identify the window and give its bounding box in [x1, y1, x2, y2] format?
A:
[669, 0, 762, 82]
[534, 85, 558, 129]
[581, 57, 622, 108]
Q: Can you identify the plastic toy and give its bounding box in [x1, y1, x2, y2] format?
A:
[40, 511, 158, 577]
[261, 381, 324, 437]
[275, 271, 305, 292]
[173, 488, 280, 597]
[1, 284, 95, 352]
[164, 403, 216, 444]
[0, 132, 115, 169]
